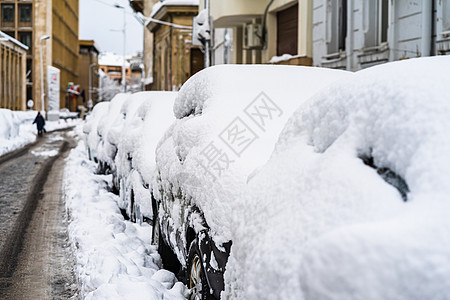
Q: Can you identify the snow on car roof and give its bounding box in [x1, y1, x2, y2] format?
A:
[96, 93, 129, 169]
[83, 102, 110, 160]
[155, 64, 352, 245]
[131, 92, 177, 185]
[115, 91, 177, 185]
[224, 56, 450, 299]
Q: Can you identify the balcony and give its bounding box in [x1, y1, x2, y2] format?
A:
[210, 0, 265, 27]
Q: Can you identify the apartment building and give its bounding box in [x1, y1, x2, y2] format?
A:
[129, 0, 159, 90]
[146, 1, 202, 91]
[79, 39, 99, 108]
[0, 30, 27, 110]
[0, 0, 79, 111]
[313, 0, 450, 70]
[205, 0, 313, 66]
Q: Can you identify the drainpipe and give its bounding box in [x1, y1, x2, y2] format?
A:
[421, 0, 432, 57]
[261, 0, 274, 48]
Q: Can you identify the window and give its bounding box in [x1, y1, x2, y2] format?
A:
[2, 4, 14, 24]
[19, 4, 32, 24]
[443, 0, 450, 31]
[364, 0, 389, 48]
[18, 31, 32, 50]
[326, 0, 347, 54]
[3, 31, 15, 39]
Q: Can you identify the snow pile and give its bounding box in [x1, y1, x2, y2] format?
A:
[0, 109, 21, 141]
[268, 53, 299, 63]
[115, 92, 177, 219]
[64, 126, 188, 299]
[0, 109, 79, 157]
[154, 65, 351, 265]
[224, 56, 450, 299]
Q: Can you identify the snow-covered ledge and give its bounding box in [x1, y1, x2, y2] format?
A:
[268, 54, 312, 66]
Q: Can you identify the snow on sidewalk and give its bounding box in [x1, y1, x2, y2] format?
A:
[0, 109, 79, 157]
[63, 126, 188, 299]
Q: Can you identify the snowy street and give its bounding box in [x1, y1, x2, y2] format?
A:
[0, 124, 188, 299]
[0, 128, 78, 298]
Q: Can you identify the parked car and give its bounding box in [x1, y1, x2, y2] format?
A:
[224, 56, 450, 299]
[95, 93, 128, 180]
[83, 101, 110, 162]
[152, 64, 351, 299]
[114, 91, 177, 223]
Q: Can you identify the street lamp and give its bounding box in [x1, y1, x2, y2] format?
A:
[39, 34, 50, 117]
[114, 4, 127, 93]
[89, 63, 97, 109]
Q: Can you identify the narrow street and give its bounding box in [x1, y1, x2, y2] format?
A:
[0, 129, 78, 299]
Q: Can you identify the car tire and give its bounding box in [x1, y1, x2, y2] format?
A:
[152, 209, 181, 274]
[188, 240, 214, 300]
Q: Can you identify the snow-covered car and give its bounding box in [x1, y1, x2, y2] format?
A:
[114, 91, 177, 223]
[95, 93, 128, 178]
[83, 101, 110, 162]
[152, 65, 351, 299]
[223, 56, 450, 299]
[106, 92, 150, 192]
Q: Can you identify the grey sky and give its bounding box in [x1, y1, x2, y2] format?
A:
[79, 0, 144, 56]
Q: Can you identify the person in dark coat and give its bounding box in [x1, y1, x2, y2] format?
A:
[33, 112, 46, 136]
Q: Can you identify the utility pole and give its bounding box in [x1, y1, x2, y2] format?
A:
[114, 4, 127, 93]
[39, 35, 50, 118]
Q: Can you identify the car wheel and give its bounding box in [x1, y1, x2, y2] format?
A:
[188, 240, 214, 300]
[151, 209, 181, 273]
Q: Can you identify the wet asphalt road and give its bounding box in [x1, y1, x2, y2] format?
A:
[0, 129, 79, 299]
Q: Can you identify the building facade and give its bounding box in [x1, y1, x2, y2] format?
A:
[98, 52, 131, 86]
[206, 0, 313, 66]
[147, 1, 203, 91]
[0, 31, 27, 110]
[129, 0, 159, 90]
[0, 0, 79, 112]
[313, 0, 450, 71]
[79, 40, 99, 108]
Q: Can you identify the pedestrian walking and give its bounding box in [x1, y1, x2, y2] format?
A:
[32, 112, 46, 136]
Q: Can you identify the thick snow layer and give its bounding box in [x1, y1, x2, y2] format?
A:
[114, 91, 177, 217]
[268, 53, 300, 63]
[154, 65, 351, 264]
[0, 109, 79, 157]
[99, 52, 130, 67]
[95, 93, 129, 173]
[83, 102, 110, 161]
[224, 56, 450, 299]
[150, 0, 199, 17]
[63, 126, 188, 299]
